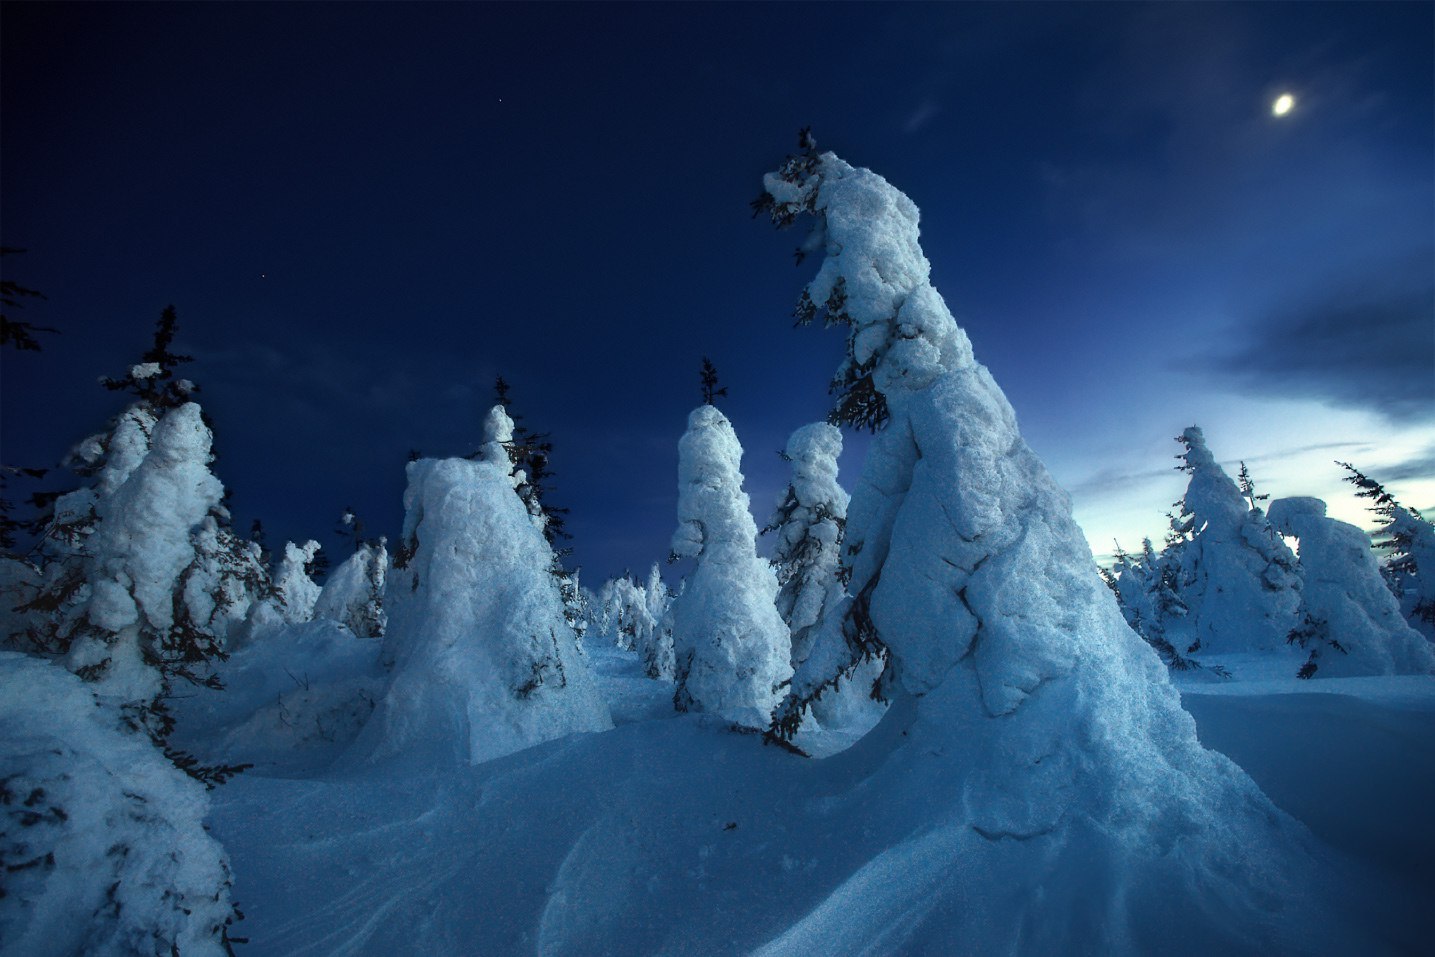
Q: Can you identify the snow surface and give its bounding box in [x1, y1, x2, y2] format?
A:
[197, 647, 1432, 956]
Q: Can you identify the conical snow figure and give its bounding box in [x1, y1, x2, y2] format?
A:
[748, 136, 1361, 953]
[313, 539, 388, 639]
[353, 418, 611, 766]
[1268, 497, 1435, 678]
[669, 405, 791, 728]
[1163, 428, 1302, 655]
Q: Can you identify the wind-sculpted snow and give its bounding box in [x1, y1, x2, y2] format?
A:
[1269, 497, 1435, 677]
[0, 653, 238, 956]
[670, 405, 791, 727]
[351, 456, 610, 767]
[755, 143, 1365, 950]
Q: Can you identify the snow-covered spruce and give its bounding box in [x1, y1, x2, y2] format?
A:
[1268, 497, 1435, 678]
[313, 538, 388, 638]
[272, 540, 322, 624]
[0, 653, 239, 956]
[766, 422, 849, 672]
[1339, 462, 1435, 640]
[1162, 428, 1302, 655]
[752, 138, 1351, 951]
[1103, 538, 1203, 672]
[669, 405, 791, 728]
[639, 563, 675, 680]
[59, 403, 226, 712]
[351, 453, 611, 766]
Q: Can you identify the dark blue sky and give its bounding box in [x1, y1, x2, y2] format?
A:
[3, 2, 1431, 580]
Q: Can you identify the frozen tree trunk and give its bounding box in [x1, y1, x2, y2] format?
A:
[751, 141, 1357, 952]
[1268, 497, 1435, 677]
[669, 406, 791, 728]
[352, 455, 611, 767]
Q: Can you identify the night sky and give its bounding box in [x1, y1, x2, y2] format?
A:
[3, 2, 1431, 584]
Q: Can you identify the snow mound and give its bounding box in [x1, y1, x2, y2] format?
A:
[0, 652, 237, 956]
[1269, 496, 1435, 677]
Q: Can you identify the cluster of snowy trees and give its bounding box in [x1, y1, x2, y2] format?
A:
[1100, 427, 1435, 679]
[3, 132, 1427, 953]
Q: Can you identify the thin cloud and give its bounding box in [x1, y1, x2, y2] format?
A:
[1206, 270, 1434, 423]
[903, 98, 941, 134]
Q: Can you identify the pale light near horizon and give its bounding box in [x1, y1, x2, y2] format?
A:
[1272, 92, 1295, 116]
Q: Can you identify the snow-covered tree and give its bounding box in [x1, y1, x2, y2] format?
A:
[271, 540, 322, 624]
[313, 537, 388, 638]
[638, 563, 675, 679]
[0, 652, 241, 956]
[354, 448, 611, 766]
[765, 422, 849, 672]
[1162, 427, 1302, 655]
[753, 135, 1336, 947]
[1268, 497, 1435, 678]
[1102, 539, 1204, 672]
[1338, 461, 1435, 640]
[668, 405, 791, 727]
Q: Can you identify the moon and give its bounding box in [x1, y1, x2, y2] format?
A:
[1272, 93, 1295, 117]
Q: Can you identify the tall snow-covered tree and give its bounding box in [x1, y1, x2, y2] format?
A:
[1338, 461, 1435, 640]
[1268, 497, 1435, 678]
[1163, 427, 1302, 655]
[668, 405, 791, 727]
[753, 135, 1341, 948]
[765, 422, 849, 672]
[639, 563, 675, 679]
[353, 435, 611, 766]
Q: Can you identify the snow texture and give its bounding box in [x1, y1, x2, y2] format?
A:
[669, 405, 791, 727]
[0, 652, 237, 956]
[1268, 496, 1435, 677]
[171, 619, 384, 773]
[352, 455, 611, 767]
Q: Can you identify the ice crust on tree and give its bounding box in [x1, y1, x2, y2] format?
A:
[313, 539, 388, 638]
[0, 653, 237, 956]
[669, 405, 791, 727]
[1164, 428, 1302, 655]
[352, 455, 611, 766]
[1268, 497, 1435, 678]
[753, 144, 1347, 948]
